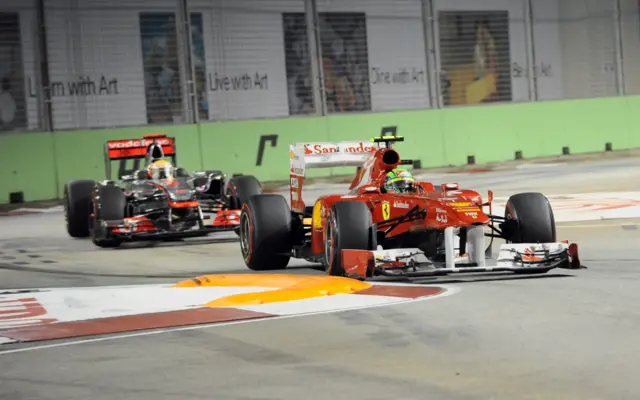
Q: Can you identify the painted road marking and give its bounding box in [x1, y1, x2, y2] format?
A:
[173, 274, 374, 307]
[0, 275, 454, 344]
[0, 285, 460, 356]
[0, 297, 59, 329]
[558, 223, 639, 229]
[0, 307, 274, 342]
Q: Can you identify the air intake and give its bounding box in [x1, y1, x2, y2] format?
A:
[147, 143, 165, 160]
[382, 149, 400, 166]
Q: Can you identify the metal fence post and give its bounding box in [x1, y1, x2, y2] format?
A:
[422, 0, 443, 108]
[182, 0, 199, 125]
[421, 0, 440, 109]
[35, 0, 53, 131]
[176, 0, 195, 124]
[305, 0, 326, 115]
[613, 0, 626, 96]
[523, 0, 538, 101]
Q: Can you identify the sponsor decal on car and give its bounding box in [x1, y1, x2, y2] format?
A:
[382, 201, 391, 220]
[456, 207, 481, 212]
[107, 138, 172, 149]
[303, 142, 377, 155]
[436, 213, 448, 224]
[394, 201, 410, 209]
[449, 202, 472, 207]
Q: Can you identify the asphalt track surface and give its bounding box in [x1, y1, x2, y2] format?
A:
[1, 156, 640, 400]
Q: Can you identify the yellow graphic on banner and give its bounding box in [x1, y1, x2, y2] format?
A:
[382, 202, 391, 220]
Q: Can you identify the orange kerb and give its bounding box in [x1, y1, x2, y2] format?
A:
[170, 274, 372, 307]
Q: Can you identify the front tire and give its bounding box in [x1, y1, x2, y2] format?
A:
[92, 185, 126, 248]
[323, 201, 376, 277]
[63, 180, 95, 238]
[504, 192, 556, 243]
[239, 194, 293, 271]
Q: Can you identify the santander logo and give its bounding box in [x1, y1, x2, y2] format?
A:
[303, 142, 376, 155]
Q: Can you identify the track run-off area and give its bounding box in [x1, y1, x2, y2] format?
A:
[1, 155, 640, 400]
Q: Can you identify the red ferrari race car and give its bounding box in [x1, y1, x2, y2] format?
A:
[63, 134, 262, 248]
[238, 134, 582, 279]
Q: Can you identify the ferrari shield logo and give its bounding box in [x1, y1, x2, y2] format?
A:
[382, 201, 391, 220]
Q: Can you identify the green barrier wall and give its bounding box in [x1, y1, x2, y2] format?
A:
[1, 95, 638, 204]
[0, 131, 58, 203]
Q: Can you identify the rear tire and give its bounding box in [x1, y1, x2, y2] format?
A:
[239, 194, 293, 271]
[504, 192, 556, 243]
[63, 180, 95, 238]
[323, 201, 376, 277]
[92, 185, 127, 248]
[229, 175, 263, 236]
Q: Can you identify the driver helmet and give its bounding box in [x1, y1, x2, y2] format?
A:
[147, 159, 175, 180]
[383, 168, 415, 193]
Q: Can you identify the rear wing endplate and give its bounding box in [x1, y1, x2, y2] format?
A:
[289, 141, 379, 213]
[104, 133, 177, 180]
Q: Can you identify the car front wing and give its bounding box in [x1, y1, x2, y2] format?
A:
[100, 210, 240, 241]
[341, 242, 581, 279]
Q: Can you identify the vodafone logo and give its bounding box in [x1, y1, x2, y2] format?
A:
[303, 142, 376, 155]
[108, 138, 171, 150]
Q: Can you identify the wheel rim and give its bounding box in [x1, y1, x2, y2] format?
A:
[239, 212, 251, 257]
[505, 210, 514, 243]
[324, 216, 334, 270]
[63, 193, 69, 226]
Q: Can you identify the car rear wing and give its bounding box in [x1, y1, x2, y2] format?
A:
[104, 133, 177, 180]
[289, 141, 379, 213]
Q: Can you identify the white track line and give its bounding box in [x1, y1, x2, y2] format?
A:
[560, 224, 638, 229]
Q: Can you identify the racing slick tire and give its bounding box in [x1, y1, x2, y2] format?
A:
[322, 201, 376, 277]
[63, 180, 95, 238]
[228, 175, 263, 236]
[228, 175, 262, 206]
[504, 192, 556, 244]
[239, 194, 292, 271]
[91, 184, 127, 248]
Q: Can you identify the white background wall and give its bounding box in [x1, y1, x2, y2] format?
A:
[552, 0, 618, 99]
[2, 0, 639, 131]
[316, 0, 430, 112]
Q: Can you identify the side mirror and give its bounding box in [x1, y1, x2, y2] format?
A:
[481, 190, 494, 207]
[358, 184, 380, 194]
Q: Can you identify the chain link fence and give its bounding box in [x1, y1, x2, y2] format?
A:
[0, 0, 636, 132]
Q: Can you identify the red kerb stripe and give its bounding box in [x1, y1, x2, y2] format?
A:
[356, 285, 445, 298]
[0, 307, 275, 342]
